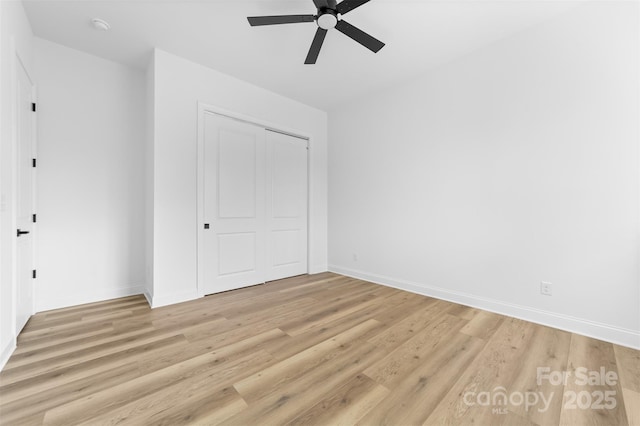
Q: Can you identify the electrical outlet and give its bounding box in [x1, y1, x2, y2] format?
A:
[540, 282, 553, 296]
[352, 253, 358, 262]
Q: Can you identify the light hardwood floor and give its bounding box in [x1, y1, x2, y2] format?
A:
[0, 273, 638, 425]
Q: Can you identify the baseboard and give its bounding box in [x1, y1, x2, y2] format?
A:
[36, 285, 145, 313]
[329, 265, 640, 350]
[150, 289, 199, 308]
[143, 288, 153, 307]
[0, 338, 16, 372]
[309, 264, 329, 275]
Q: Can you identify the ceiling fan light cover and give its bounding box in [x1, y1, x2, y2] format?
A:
[317, 14, 338, 30]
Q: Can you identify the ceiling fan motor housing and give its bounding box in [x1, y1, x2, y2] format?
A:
[317, 9, 338, 30]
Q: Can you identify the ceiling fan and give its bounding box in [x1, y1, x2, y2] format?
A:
[247, 0, 385, 64]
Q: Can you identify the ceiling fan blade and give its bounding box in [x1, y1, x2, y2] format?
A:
[247, 15, 315, 26]
[335, 20, 384, 53]
[305, 28, 328, 64]
[336, 0, 371, 15]
[313, 0, 330, 9]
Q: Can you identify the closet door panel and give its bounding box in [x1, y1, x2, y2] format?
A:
[266, 130, 308, 281]
[202, 113, 265, 294]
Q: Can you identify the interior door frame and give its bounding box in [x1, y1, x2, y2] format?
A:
[196, 102, 311, 297]
[11, 42, 37, 331]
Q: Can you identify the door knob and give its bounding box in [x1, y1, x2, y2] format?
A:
[16, 229, 30, 237]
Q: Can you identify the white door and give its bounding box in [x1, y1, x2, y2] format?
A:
[15, 59, 35, 333]
[202, 113, 266, 294]
[265, 131, 308, 281]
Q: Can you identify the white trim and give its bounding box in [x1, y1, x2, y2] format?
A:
[142, 288, 153, 308]
[196, 102, 205, 298]
[0, 338, 16, 372]
[637, 1, 640, 355]
[197, 103, 310, 142]
[305, 134, 312, 281]
[35, 285, 145, 312]
[8, 35, 18, 345]
[309, 263, 328, 274]
[0, 0, 3, 372]
[329, 264, 640, 350]
[196, 102, 313, 298]
[149, 289, 199, 309]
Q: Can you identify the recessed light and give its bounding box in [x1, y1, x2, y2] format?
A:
[91, 18, 111, 31]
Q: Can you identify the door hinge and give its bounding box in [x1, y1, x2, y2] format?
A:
[32, 158, 36, 168]
[32, 103, 36, 112]
[32, 270, 36, 279]
[32, 214, 37, 223]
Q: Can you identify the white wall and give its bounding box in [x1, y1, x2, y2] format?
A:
[328, 2, 640, 348]
[0, 0, 34, 370]
[33, 38, 146, 311]
[152, 49, 327, 307]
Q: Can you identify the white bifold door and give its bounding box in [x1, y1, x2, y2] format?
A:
[16, 58, 35, 333]
[200, 112, 308, 295]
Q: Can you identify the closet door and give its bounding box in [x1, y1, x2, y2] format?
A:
[265, 131, 308, 281]
[201, 113, 266, 294]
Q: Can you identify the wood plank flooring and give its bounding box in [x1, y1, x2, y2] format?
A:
[0, 273, 638, 425]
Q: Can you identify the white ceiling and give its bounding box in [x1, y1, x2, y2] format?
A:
[23, 0, 580, 110]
